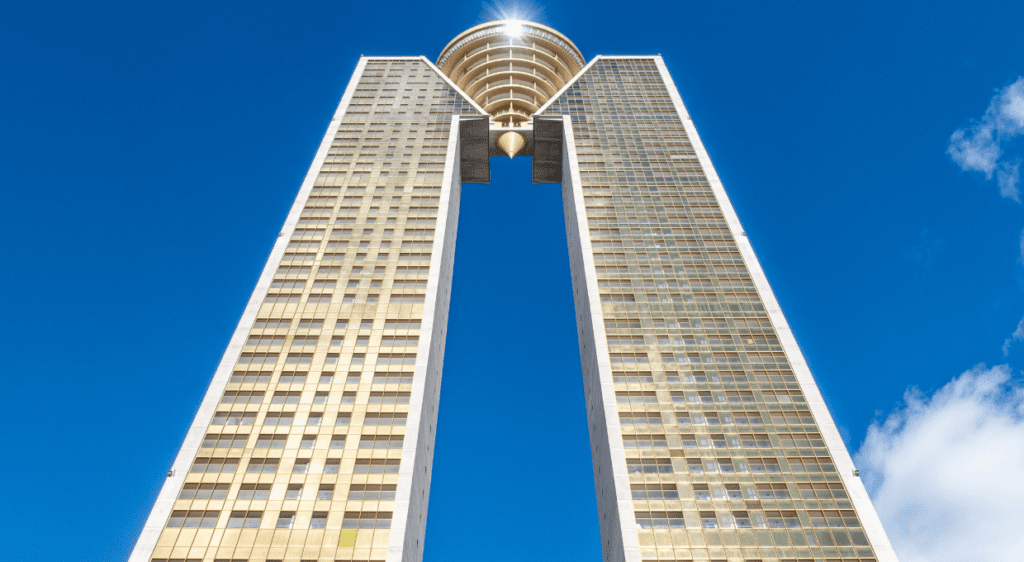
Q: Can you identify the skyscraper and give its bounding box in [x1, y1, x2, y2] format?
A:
[130, 20, 898, 562]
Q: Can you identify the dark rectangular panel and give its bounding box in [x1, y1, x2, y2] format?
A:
[459, 116, 490, 184]
[532, 117, 563, 184]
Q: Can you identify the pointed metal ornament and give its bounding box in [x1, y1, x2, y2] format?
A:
[496, 131, 526, 159]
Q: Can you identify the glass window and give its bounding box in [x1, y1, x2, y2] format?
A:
[317, 485, 335, 500]
[310, 512, 328, 529]
[237, 484, 271, 500]
[276, 512, 295, 529]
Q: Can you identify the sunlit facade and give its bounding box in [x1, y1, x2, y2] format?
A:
[130, 20, 898, 562]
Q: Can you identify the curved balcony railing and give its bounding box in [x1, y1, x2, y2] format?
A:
[436, 20, 585, 124]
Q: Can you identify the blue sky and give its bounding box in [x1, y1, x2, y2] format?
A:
[2, 1, 1023, 561]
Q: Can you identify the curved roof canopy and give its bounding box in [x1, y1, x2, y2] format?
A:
[437, 20, 585, 126]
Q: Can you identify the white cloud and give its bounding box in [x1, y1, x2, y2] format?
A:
[948, 77, 1024, 201]
[1002, 315, 1024, 355]
[855, 365, 1024, 562]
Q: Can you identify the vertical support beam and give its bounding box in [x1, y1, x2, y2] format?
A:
[561, 115, 640, 562]
[387, 115, 462, 562]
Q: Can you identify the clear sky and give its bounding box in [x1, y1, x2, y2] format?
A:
[2, 1, 1023, 561]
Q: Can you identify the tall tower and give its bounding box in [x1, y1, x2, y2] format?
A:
[130, 20, 898, 562]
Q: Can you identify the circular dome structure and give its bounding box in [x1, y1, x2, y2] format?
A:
[437, 20, 585, 126]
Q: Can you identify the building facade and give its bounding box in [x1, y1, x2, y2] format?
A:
[130, 20, 898, 562]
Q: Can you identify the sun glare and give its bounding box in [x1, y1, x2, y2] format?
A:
[504, 21, 525, 37]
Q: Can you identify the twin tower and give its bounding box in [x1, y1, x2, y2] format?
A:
[130, 20, 898, 562]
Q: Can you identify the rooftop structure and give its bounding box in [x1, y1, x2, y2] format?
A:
[436, 20, 585, 157]
[436, 20, 585, 126]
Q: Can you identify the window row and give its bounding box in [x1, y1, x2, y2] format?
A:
[166, 509, 391, 530]
[607, 334, 780, 346]
[212, 400, 411, 427]
[616, 410, 792, 427]
[617, 389, 799, 405]
[293, 217, 435, 228]
[601, 293, 765, 307]
[188, 457, 399, 475]
[230, 371, 415, 386]
[235, 352, 417, 366]
[610, 369, 758, 384]
[607, 317, 772, 331]
[624, 456, 837, 475]
[179, 482, 396, 501]
[263, 293, 428, 305]
[614, 351, 782, 366]
[244, 335, 419, 347]
[277, 265, 431, 278]
[253, 318, 420, 330]
[286, 239, 436, 250]
[633, 512, 870, 548]
[202, 434, 350, 449]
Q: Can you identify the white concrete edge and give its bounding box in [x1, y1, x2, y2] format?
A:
[127, 56, 370, 562]
[387, 114, 461, 562]
[535, 56, 602, 116]
[563, 115, 642, 560]
[419, 56, 489, 117]
[653, 56, 898, 561]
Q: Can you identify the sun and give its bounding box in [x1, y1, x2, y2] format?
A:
[504, 20, 525, 37]
[479, 0, 548, 28]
